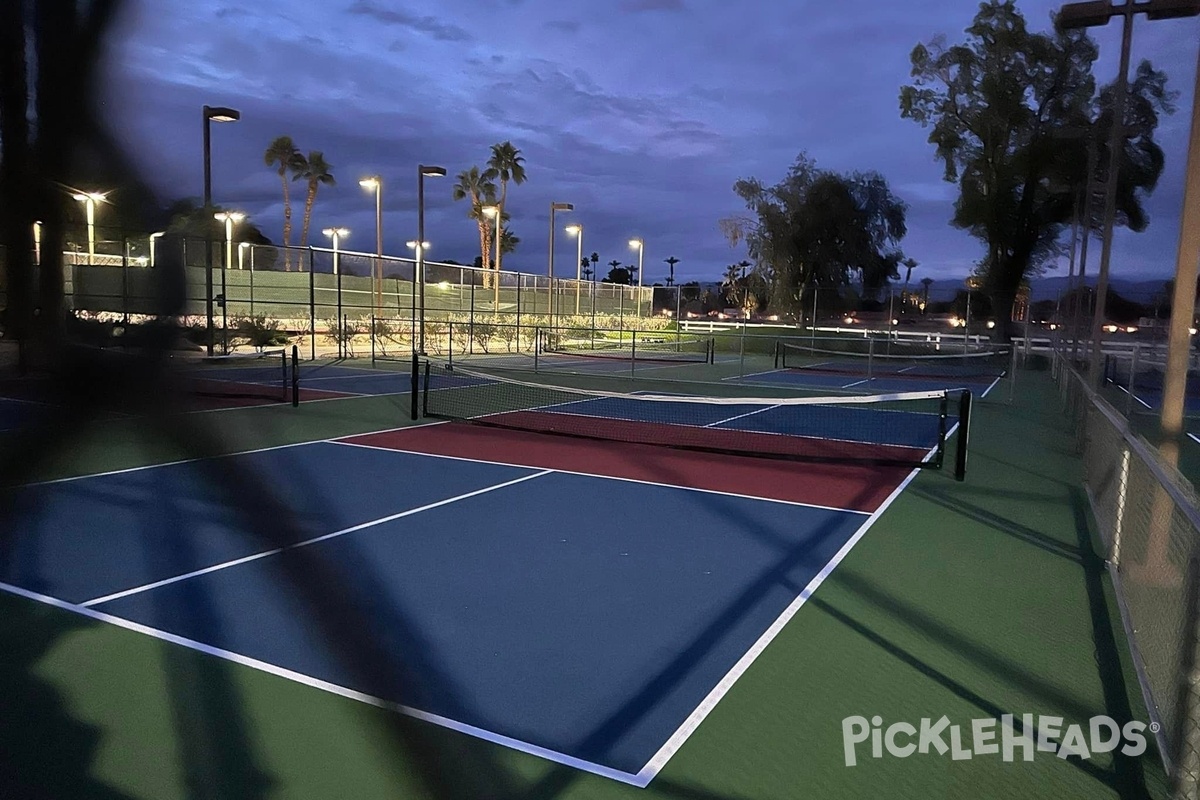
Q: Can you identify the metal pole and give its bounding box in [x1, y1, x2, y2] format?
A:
[418, 168, 427, 354]
[202, 110, 214, 357]
[308, 247, 316, 361]
[575, 230, 583, 316]
[335, 236, 343, 359]
[374, 181, 383, 317]
[494, 209, 501, 310]
[548, 204, 557, 321]
[1087, 6, 1136, 388]
[1159, 40, 1200, 466]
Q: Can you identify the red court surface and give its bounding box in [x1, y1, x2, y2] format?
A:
[342, 422, 916, 512]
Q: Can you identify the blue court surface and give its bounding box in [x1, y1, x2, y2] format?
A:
[0, 429, 905, 786]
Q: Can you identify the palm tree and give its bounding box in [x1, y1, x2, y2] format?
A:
[901, 257, 918, 310]
[664, 256, 680, 287]
[500, 227, 520, 256]
[293, 151, 335, 251]
[590, 252, 599, 280]
[452, 167, 498, 287]
[264, 136, 303, 270]
[582, 260, 593, 281]
[484, 141, 527, 274]
[920, 276, 934, 312]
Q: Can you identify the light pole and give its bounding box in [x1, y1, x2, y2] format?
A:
[33, 221, 42, 266]
[1160, 34, 1200, 469]
[416, 165, 446, 354]
[483, 205, 503, 309]
[566, 224, 583, 315]
[324, 227, 350, 357]
[149, 231, 164, 267]
[214, 211, 244, 354]
[408, 240, 431, 352]
[359, 175, 384, 316]
[629, 238, 645, 317]
[548, 202, 574, 320]
[72, 192, 106, 265]
[1057, 0, 1200, 386]
[202, 104, 240, 357]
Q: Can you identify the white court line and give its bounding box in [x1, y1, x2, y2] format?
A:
[634, 428, 954, 785]
[81, 469, 553, 607]
[979, 375, 1002, 399]
[0, 580, 647, 787]
[842, 379, 870, 389]
[332, 439, 871, 516]
[703, 404, 781, 428]
[1188, 433, 1200, 446]
[19, 421, 444, 487]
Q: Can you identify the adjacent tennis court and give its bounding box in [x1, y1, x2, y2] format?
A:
[0, 359, 967, 787]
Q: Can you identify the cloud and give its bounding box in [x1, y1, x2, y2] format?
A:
[545, 19, 580, 34]
[346, 1, 473, 42]
[619, 0, 686, 12]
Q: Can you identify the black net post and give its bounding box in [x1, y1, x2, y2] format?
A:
[631, 331, 637, 377]
[955, 390, 973, 481]
[370, 314, 376, 364]
[410, 352, 420, 421]
[774, 340, 781, 370]
[291, 345, 300, 407]
[308, 247, 316, 361]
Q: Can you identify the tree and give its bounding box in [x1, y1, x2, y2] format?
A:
[293, 151, 335, 251]
[484, 141, 527, 275]
[590, 252, 599, 278]
[920, 276, 934, 311]
[451, 166, 498, 287]
[899, 0, 1173, 337]
[580, 257, 591, 280]
[603, 262, 632, 285]
[721, 152, 908, 319]
[264, 136, 303, 270]
[664, 256, 680, 286]
[901, 257, 918, 310]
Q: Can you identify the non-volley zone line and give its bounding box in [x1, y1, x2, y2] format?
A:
[81, 468, 554, 607]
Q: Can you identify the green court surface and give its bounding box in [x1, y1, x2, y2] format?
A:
[0, 367, 1169, 799]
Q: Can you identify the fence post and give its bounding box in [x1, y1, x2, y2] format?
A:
[469, 282, 476, 353]
[308, 247, 316, 361]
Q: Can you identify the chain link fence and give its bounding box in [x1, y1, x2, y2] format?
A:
[1053, 349, 1200, 798]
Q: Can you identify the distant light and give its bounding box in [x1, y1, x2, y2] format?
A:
[892, 319, 899, 325]
[1126, 326, 1138, 334]
[565, 224, 582, 235]
[322, 227, 349, 238]
[844, 316, 854, 324]
[1191, 327, 1198, 336]
[437, 281, 450, 289]
[1049, 324, 1058, 331]
[629, 238, 643, 249]
[686, 312, 697, 319]
[1104, 324, 1119, 333]
[359, 177, 380, 189]
[73, 191, 107, 203]
[986, 320, 996, 329]
[769, 315, 780, 322]
[482, 205, 500, 218]
[420, 165, 448, 178]
[407, 240, 431, 249]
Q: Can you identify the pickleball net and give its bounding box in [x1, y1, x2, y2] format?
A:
[419, 361, 972, 475]
[182, 348, 293, 405]
[539, 330, 714, 364]
[774, 339, 1011, 382]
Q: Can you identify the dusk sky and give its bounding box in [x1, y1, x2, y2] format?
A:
[99, 0, 1200, 288]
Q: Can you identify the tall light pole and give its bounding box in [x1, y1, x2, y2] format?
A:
[202, 104, 240, 357]
[483, 205, 503, 309]
[566, 224, 583, 315]
[324, 227, 350, 357]
[359, 175, 384, 316]
[72, 192, 106, 265]
[416, 164, 446, 355]
[1160, 37, 1200, 469]
[548, 202, 574, 320]
[629, 238, 645, 317]
[214, 211, 245, 354]
[408, 240, 431, 352]
[149, 231, 164, 267]
[33, 221, 42, 266]
[1057, 0, 1200, 385]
